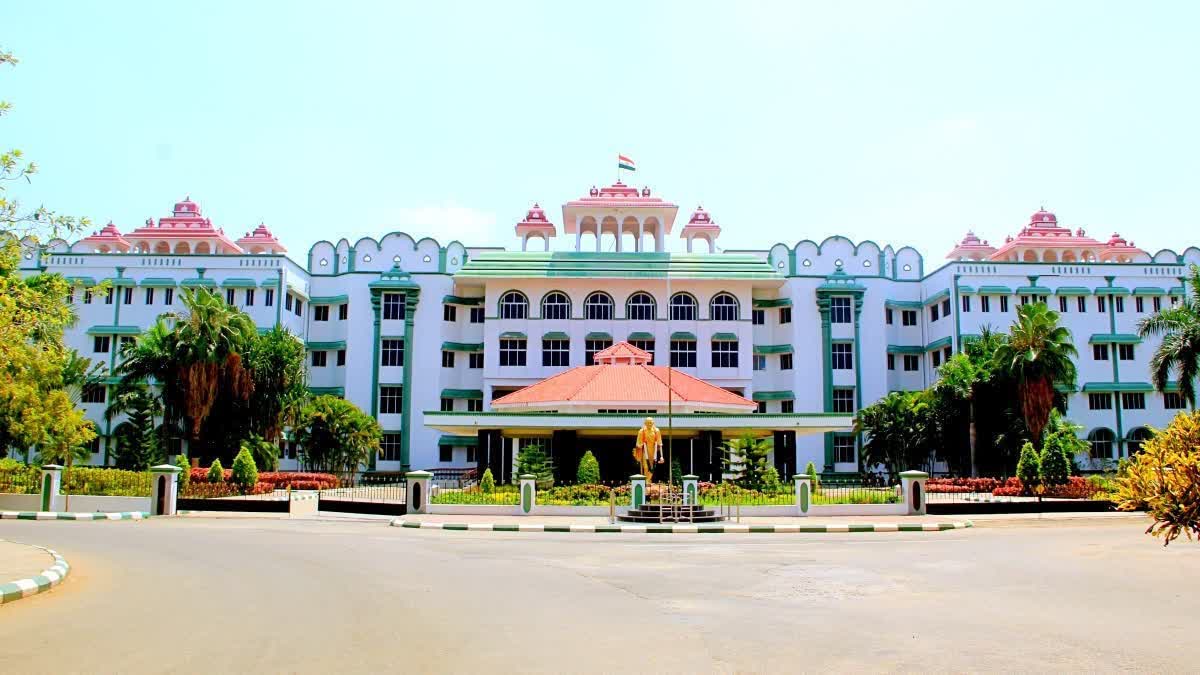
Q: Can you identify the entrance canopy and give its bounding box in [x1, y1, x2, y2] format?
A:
[422, 410, 854, 437]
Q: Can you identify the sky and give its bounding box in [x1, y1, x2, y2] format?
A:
[3, 1, 1199, 264]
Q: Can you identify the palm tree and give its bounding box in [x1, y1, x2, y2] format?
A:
[993, 303, 1078, 445]
[855, 391, 933, 477]
[117, 318, 182, 453]
[104, 383, 164, 469]
[1138, 264, 1200, 409]
[935, 326, 1006, 476]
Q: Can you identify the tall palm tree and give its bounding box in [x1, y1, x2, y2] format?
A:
[993, 303, 1078, 445]
[1138, 264, 1200, 409]
[117, 318, 181, 452]
[935, 326, 1006, 476]
[168, 289, 257, 438]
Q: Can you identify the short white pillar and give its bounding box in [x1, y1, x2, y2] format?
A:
[899, 470, 929, 515]
[630, 474, 647, 509]
[794, 474, 812, 517]
[406, 470, 433, 514]
[150, 464, 181, 516]
[682, 474, 699, 506]
[40, 465, 63, 512]
[519, 474, 536, 515]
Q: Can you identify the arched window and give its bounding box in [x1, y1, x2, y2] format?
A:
[540, 291, 571, 320]
[584, 292, 614, 320]
[626, 292, 656, 320]
[709, 292, 739, 321]
[670, 293, 698, 321]
[1088, 428, 1115, 459]
[1127, 427, 1153, 455]
[499, 291, 528, 319]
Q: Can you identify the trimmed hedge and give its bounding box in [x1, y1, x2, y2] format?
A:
[187, 469, 339, 490]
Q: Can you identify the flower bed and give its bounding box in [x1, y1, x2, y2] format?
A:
[926, 477, 1005, 494]
[180, 481, 274, 498]
[990, 476, 1104, 499]
[187, 468, 339, 490]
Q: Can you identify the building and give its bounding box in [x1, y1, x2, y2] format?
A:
[18, 186, 1200, 478]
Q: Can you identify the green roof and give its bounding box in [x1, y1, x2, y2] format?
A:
[443, 295, 483, 306]
[86, 325, 142, 336]
[585, 332, 612, 341]
[887, 345, 924, 355]
[754, 344, 793, 354]
[455, 251, 780, 280]
[543, 331, 569, 340]
[441, 389, 483, 399]
[220, 277, 258, 288]
[64, 276, 97, 286]
[670, 332, 696, 341]
[1093, 286, 1130, 295]
[442, 341, 483, 352]
[925, 336, 953, 351]
[499, 331, 526, 339]
[306, 340, 346, 350]
[1081, 382, 1153, 393]
[1168, 286, 1186, 295]
[138, 277, 177, 288]
[179, 278, 216, 288]
[627, 331, 654, 340]
[752, 390, 795, 401]
[752, 298, 792, 308]
[310, 294, 349, 304]
[1054, 286, 1091, 296]
[1088, 333, 1141, 345]
[260, 278, 282, 288]
[884, 299, 923, 310]
[1132, 287, 1166, 296]
[956, 285, 974, 294]
[1054, 383, 1077, 393]
[103, 277, 137, 287]
[711, 332, 738, 341]
[1015, 286, 1051, 295]
[308, 386, 344, 397]
[925, 289, 951, 304]
[438, 435, 479, 447]
[977, 285, 1012, 294]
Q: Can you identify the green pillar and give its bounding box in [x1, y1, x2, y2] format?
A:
[400, 294, 420, 471]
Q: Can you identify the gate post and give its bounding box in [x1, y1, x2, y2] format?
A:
[150, 464, 182, 516]
[899, 470, 929, 515]
[630, 474, 647, 509]
[519, 474, 536, 515]
[681, 474, 698, 506]
[40, 465, 63, 513]
[406, 470, 433, 514]
[794, 474, 812, 517]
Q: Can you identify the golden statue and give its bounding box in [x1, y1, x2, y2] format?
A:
[633, 417, 665, 483]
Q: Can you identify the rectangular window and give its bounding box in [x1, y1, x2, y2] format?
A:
[943, 346, 952, 363]
[780, 353, 793, 370]
[1058, 296, 1067, 313]
[542, 339, 570, 367]
[336, 349, 346, 366]
[1020, 295, 1030, 306]
[500, 339, 527, 366]
[443, 304, 457, 322]
[225, 288, 236, 305]
[466, 446, 477, 463]
[981, 296, 990, 313]
[313, 305, 330, 321]
[887, 353, 895, 370]
[831, 342, 853, 370]
[930, 304, 939, 322]
[440, 397, 454, 412]
[962, 296, 971, 313]
[886, 308, 893, 325]
[999, 296, 1008, 312]
[779, 307, 792, 324]
[382, 293, 405, 320]
[832, 388, 854, 413]
[903, 354, 919, 371]
[468, 352, 484, 369]
[442, 351, 455, 368]
[264, 288, 274, 307]
[83, 289, 93, 304]
[67, 288, 74, 304]
[830, 297, 852, 324]
[245, 289, 255, 306]
[310, 350, 327, 367]
[931, 350, 942, 368]
[164, 287, 174, 306]
[380, 434, 402, 461]
[629, 339, 655, 364]
[584, 339, 612, 366]
[1039, 295, 1048, 305]
[711, 340, 739, 368]
[1115, 296, 1125, 313]
[756, 401, 767, 414]
[93, 335, 110, 354]
[294, 299, 303, 317]
[88, 437, 103, 455]
[1164, 392, 1185, 409]
[105, 288, 114, 305]
[121, 287, 132, 305]
[144, 288, 155, 305]
[1093, 344, 1109, 361]
[379, 386, 403, 415]
[780, 400, 794, 413]
[1153, 297, 1161, 312]
[470, 307, 485, 324]
[120, 336, 135, 352]
[1088, 393, 1113, 410]
[439, 446, 453, 463]
[1135, 297, 1144, 313]
[670, 340, 697, 368]
[942, 299, 951, 317]
[1171, 295, 1181, 306]
[753, 354, 766, 371]
[81, 384, 106, 404]
[467, 398, 483, 412]
[752, 309, 765, 325]
[833, 436, 856, 464]
[1122, 392, 1145, 410]
[1097, 296, 1107, 313]
[1118, 344, 1135, 361]
[381, 339, 405, 367]
[902, 310, 917, 326]
[338, 303, 348, 320]
[1077, 296, 1086, 313]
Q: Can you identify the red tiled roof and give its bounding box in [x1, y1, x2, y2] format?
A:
[492, 362, 756, 410]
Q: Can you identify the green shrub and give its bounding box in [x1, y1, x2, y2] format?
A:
[516, 444, 554, 489]
[805, 461, 820, 494]
[480, 468, 495, 494]
[1039, 433, 1072, 488]
[762, 466, 782, 492]
[1016, 442, 1040, 494]
[207, 459, 224, 483]
[576, 451, 600, 485]
[175, 454, 191, 491]
[671, 456, 683, 484]
[241, 435, 279, 472]
[231, 448, 259, 491]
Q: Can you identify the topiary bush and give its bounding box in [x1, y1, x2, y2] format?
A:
[231, 447, 259, 491]
[1016, 442, 1041, 495]
[480, 468, 495, 494]
[576, 450, 600, 485]
[762, 465, 782, 492]
[207, 459, 224, 483]
[175, 454, 191, 492]
[1039, 433, 1072, 489]
[805, 461, 820, 494]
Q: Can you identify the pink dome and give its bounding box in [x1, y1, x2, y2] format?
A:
[522, 203, 550, 224]
[1029, 209, 1057, 226]
[687, 205, 716, 226]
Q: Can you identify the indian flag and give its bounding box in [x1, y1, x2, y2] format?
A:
[618, 154, 636, 171]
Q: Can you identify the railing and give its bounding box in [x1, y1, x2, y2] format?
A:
[320, 473, 407, 504]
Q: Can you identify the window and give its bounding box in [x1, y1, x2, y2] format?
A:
[780, 400, 794, 413]
[313, 305, 330, 321]
[887, 353, 895, 370]
[753, 354, 766, 371]
[756, 401, 767, 414]
[1093, 344, 1109, 361]
[381, 339, 405, 367]
[1171, 295, 1181, 306]
[264, 288, 273, 307]
[105, 288, 114, 305]
[585, 339, 612, 366]
[1058, 296, 1067, 313]
[145, 288, 155, 305]
[1097, 296, 1107, 313]
[336, 349, 346, 366]
[831, 342, 853, 370]
[120, 335, 135, 352]
[499, 291, 529, 319]
[245, 289, 255, 306]
[779, 307, 792, 324]
[780, 353, 793, 370]
[84, 289, 93, 304]
[380, 434, 402, 461]
[962, 296, 971, 312]
[833, 436, 856, 464]
[1135, 297, 1144, 313]
[1121, 392, 1145, 410]
[999, 296, 1008, 312]
[466, 446, 477, 463]
[439, 446, 454, 462]
[902, 310, 917, 326]
[831, 297, 852, 324]
[338, 303, 348, 320]
[121, 287, 132, 304]
[942, 299, 951, 316]
[1164, 392, 1185, 409]
[930, 303, 939, 322]
[81, 384, 106, 404]
[442, 304, 457, 322]
[294, 299, 303, 317]
[311, 350, 327, 367]
[287, 293, 295, 311]
[470, 307, 485, 324]
[832, 388, 854, 413]
[670, 340, 697, 367]
[1076, 296, 1086, 313]
[1127, 428, 1153, 455]
[88, 437, 103, 456]
[442, 351, 455, 368]
[711, 339, 738, 368]
[886, 308, 894, 325]
[710, 293, 739, 321]
[67, 288, 74, 304]
[541, 292, 571, 320]
[1019, 295, 1030, 306]
[379, 386, 403, 414]
[383, 293, 405, 320]
[93, 335, 110, 354]
[1038, 295, 1048, 305]
[164, 287, 174, 306]
[585, 292, 614, 320]
[1088, 393, 1113, 410]
[932, 350, 942, 368]
[943, 346, 952, 363]
[903, 354, 919, 371]
[1153, 297, 1161, 313]
[1115, 296, 1125, 313]
[981, 296, 990, 313]
[467, 398, 483, 412]
[440, 397, 454, 412]
[1088, 429, 1114, 459]
[468, 352, 484, 369]
[225, 288, 236, 305]
[542, 338, 570, 367]
[629, 339, 655, 364]
[500, 338, 527, 366]
[625, 292, 656, 320]
[1118, 344, 1135, 361]
[670, 293, 697, 321]
[752, 309, 765, 325]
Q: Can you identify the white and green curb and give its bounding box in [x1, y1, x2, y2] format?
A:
[0, 541, 71, 605]
[389, 519, 973, 534]
[0, 511, 148, 521]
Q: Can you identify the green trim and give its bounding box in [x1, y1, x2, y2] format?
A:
[753, 344, 793, 354]
[391, 520, 975, 534]
[925, 336, 953, 351]
[441, 341, 483, 352]
[1132, 286, 1166, 296]
[441, 388, 484, 399]
[219, 277, 258, 288]
[102, 277, 137, 286]
[308, 386, 345, 396]
[137, 277, 177, 288]
[179, 277, 216, 288]
[585, 332, 612, 340]
[1168, 286, 1185, 296]
[455, 251, 780, 280]
[887, 344, 924, 355]
[542, 331, 570, 340]
[1088, 333, 1141, 345]
[1081, 382, 1153, 393]
[499, 331, 527, 339]
[1054, 383, 1077, 393]
[368, 264, 421, 291]
[752, 390, 795, 401]
[86, 325, 141, 336]
[626, 331, 654, 340]
[669, 331, 696, 340]
[1015, 285, 1051, 295]
[306, 340, 346, 350]
[309, 294, 349, 304]
[443, 295, 483, 306]
[711, 332, 738, 341]
[64, 276, 97, 286]
[262, 278, 281, 288]
[752, 298, 792, 308]
[884, 299, 923, 310]
[437, 435, 479, 447]
[399, 292, 420, 470]
[1054, 286, 1091, 296]
[1093, 286, 1130, 295]
[925, 289, 951, 305]
[976, 285, 1012, 294]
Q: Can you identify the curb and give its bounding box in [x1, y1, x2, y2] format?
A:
[389, 519, 974, 534]
[0, 511, 148, 521]
[0, 541, 71, 605]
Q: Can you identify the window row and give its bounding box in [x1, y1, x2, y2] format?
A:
[312, 303, 349, 322]
[960, 294, 1181, 315]
[443, 304, 486, 323]
[497, 291, 741, 321]
[751, 306, 791, 325]
[310, 349, 347, 367]
[885, 308, 918, 326]
[1087, 391, 1185, 410]
[751, 353, 794, 371]
[496, 338, 743, 368]
[1091, 344, 1136, 361]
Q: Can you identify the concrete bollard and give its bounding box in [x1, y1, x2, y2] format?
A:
[406, 470, 433, 514]
[630, 474, 647, 509]
[150, 464, 181, 516]
[899, 470, 929, 515]
[794, 474, 812, 517]
[682, 474, 699, 506]
[40, 465, 63, 513]
[519, 474, 536, 515]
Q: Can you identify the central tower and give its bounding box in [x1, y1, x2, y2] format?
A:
[561, 181, 679, 253]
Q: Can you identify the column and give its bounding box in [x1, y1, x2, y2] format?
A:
[636, 221, 644, 252]
[40, 465, 63, 512]
[519, 474, 536, 515]
[630, 474, 647, 509]
[150, 464, 181, 516]
[900, 470, 929, 515]
[400, 293, 421, 471]
[794, 474, 811, 517]
[406, 470, 433, 514]
[682, 474, 699, 506]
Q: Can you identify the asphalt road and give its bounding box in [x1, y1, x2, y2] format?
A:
[0, 515, 1196, 673]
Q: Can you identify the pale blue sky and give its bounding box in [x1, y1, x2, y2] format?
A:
[4, 1, 1198, 263]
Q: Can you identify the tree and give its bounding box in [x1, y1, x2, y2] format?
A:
[1138, 264, 1200, 409]
[244, 326, 308, 443]
[230, 447, 259, 492]
[720, 434, 773, 489]
[240, 435, 279, 472]
[294, 395, 382, 476]
[207, 459, 224, 483]
[516, 444, 554, 489]
[480, 468, 495, 494]
[576, 450, 600, 485]
[106, 385, 164, 470]
[1117, 410, 1200, 545]
[935, 327, 1006, 476]
[855, 391, 933, 477]
[1016, 442, 1040, 495]
[993, 303, 1078, 445]
[1039, 434, 1071, 490]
